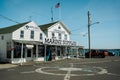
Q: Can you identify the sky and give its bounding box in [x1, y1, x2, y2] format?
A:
[0, 0, 120, 49]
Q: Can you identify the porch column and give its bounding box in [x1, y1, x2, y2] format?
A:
[69, 47, 70, 57]
[70, 46, 72, 58]
[55, 45, 57, 59]
[11, 41, 14, 63]
[83, 49, 85, 58]
[65, 46, 67, 58]
[44, 45, 46, 62]
[31, 48, 33, 60]
[60, 46, 62, 58]
[36, 44, 38, 60]
[63, 46, 66, 57]
[20, 43, 23, 66]
[76, 46, 79, 59]
[25, 47, 27, 59]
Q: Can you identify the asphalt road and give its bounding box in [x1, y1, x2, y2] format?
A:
[0, 57, 120, 80]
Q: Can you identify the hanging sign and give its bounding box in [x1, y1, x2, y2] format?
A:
[26, 45, 34, 49]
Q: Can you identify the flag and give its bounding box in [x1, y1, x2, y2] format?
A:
[55, 3, 60, 8]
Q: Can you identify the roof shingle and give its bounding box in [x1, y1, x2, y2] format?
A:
[39, 21, 58, 31]
[0, 21, 29, 34]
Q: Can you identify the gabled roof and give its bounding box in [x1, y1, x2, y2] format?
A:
[39, 21, 71, 34]
[39, 21, 58, 31]
[0, 21, 30, 34]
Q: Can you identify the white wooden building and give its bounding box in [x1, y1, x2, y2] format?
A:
[0, 21, 83, 64]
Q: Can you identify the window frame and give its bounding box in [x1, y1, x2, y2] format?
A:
[30, 30, 34, 39]
[58, 33, 62, 40]
[40, 33, 43, 40]
[20, 30, 24, 38]
[52, 32, 55, 38]
[58, 26, 61, 29]
[64, 34, 67, 40]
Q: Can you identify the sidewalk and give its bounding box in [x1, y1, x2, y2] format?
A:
[0, 64, 18, 69]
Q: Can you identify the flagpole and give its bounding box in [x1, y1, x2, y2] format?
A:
[51, 7, 54, 22]
[59, 4, 61, 20]
[55, 2, 61, 20]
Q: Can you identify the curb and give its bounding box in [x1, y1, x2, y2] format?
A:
[0, 64, 18, 69]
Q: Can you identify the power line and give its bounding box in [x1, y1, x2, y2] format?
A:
[71, 25, 87, 32]
[0, 14, 19, 24]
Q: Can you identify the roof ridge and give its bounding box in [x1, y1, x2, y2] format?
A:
[39, 21, 59, 30]
[39, 21, 59, 26]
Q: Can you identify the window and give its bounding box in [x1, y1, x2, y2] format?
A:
[13, 42, 25, 58]
[52, 33, 55, 38]
[20, 30, 24, 38]
[38, 45, 44, 57]
[40, 33, 43, 40]
[58, 33, 61, 40]
[64, 34, 67, 40]
[7, 42, 11, 58]
[58, 26, 61, 29]
[30, 30, 34, 39]
[1, 36, 4, 40]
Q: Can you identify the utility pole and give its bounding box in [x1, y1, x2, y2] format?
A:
[88, 11, 91, 58]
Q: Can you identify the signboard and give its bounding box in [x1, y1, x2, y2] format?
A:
[26, 45, 34, 49]
[44, 38, 76, 46]
[54, 29, 65, 34]
[24, 25, 39, 30]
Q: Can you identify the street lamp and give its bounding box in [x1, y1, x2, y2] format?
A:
[91, 22, 100, 26]
[88, 11, 99, 58]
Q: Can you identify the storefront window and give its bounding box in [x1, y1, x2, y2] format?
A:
[7, 42, 11, 58]
[38, 45, 44, 57]
[27, 49, 31, 57]
[14, 42, 25, 58]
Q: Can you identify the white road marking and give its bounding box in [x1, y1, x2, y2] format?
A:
[107, 73, 120, 76]
[73, 61, 111, 64]
[97, 67, 108, 74]
[60, 68, 82, 71]
[64, 63, 73, 80]
[7, 69, 15, 71]
[114, 60, 120, 62]
[35, 67, 65, 76]
[21, 71, 35, 74]
[35, 66, 109, 76]
[73, 59, 120, 65]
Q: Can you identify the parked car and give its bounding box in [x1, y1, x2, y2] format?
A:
[108, 51, 115, 56]
[85, 50, 107, 58]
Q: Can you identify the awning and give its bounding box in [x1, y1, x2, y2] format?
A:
[12, 40, 43, 45]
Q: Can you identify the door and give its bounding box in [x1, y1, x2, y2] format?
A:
[26, 49, 33, 61]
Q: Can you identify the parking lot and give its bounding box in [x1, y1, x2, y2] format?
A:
[0, 57, 120, 80]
